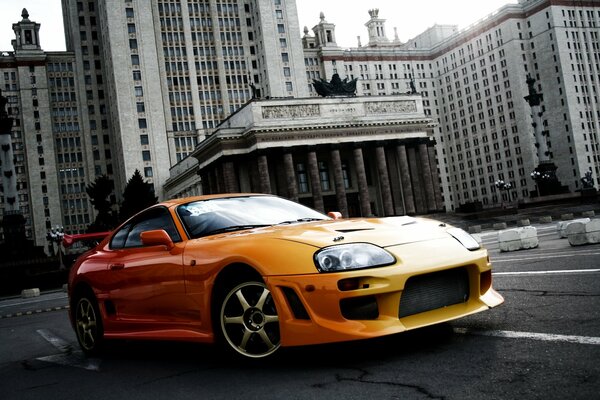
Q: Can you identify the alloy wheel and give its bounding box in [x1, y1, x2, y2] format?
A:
[220, 281, 280, 358]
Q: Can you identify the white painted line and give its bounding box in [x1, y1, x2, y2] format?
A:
[36, 353, 101, 372]
[36, 329, 101, 371]
[493, 268, 600, 276]
[493, 251, 600, 263]
[454, 327, 600, 345]
[37, 328, 72, 352]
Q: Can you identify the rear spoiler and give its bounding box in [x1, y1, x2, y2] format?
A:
[62, 231, 111, 248]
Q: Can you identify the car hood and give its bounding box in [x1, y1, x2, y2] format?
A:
[267, 216, 450, 248]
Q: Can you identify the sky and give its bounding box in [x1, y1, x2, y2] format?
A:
[0, 0, 517, 52]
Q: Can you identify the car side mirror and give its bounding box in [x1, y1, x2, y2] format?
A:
[140, 229, 174, 250]
[327, 211, 342, 220]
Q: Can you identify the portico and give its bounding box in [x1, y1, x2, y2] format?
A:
[165, 95, 444, 217]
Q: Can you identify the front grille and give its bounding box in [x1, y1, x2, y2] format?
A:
[399, 268, 469, 318]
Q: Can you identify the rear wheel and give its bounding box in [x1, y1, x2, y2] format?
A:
[74, 294, 104, 356]
[219, 281, 280, 358]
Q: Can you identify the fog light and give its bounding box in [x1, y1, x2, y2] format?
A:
[338, 278, 360, 291]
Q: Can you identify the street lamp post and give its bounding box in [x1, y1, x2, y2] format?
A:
[46, 225, 64, 258]
[495, 179, 512, 208]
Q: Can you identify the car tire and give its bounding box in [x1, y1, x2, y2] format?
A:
[218, 281, 281, 359]
[74, 293, 104, 356]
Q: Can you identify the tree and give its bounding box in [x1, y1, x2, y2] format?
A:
[86, 175, 117, 232]
[119, 169, 158, 223]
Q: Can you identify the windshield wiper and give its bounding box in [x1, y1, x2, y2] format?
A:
[203, 224, 270, 236]
[277, 218, 325, 225]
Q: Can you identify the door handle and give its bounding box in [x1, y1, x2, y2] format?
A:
[109, 263, 125, 270]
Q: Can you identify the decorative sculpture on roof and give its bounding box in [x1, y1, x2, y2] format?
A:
[312, 73, 358, 97]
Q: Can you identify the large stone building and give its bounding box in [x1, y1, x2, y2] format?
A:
[2, 0, 600, 251]
[0, 10, 85, 251]
[303, 0, 600, 210]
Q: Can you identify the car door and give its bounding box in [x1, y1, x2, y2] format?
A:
[106, 206, 187, 329]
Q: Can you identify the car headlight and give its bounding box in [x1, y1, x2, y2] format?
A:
[314, 243, 395, 273]
[447, 227, 481, 250]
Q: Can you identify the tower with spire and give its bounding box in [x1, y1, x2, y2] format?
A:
[365, 9, 389, 46]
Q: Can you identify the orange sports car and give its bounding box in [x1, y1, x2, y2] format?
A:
[68, 194, 503, 359]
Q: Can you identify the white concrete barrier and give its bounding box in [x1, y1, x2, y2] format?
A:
[586, 219, 600, 244]
[493, 222, 508, 230]
[557, 218, 590, 238]
[498, 226, 539, 252]
[567, 219, 600, 246]
[21, 288, 40, 298]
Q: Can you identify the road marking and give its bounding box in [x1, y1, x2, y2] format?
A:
[36, 329, 101, 371]
[454, 327, 600, 345]
[0, 305, 69, 319]
[493, 251, 600, 263]
[37, 329, 72, 352]
[493, 268, 600, 276]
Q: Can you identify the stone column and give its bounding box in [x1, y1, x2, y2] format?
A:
[396, 144, 416, 214]
[307, 151, 324, 212]
[222, 161, 238, 193]
[407, 146, 426, 214]
[283, 153, 298, 202]
[418, 143, 436, 212]
[375, 146, 394, 216]
[257, 154, 271, 194]
[201, 172, 211, 195]
[330, 148, 348, 217]
[353, 147, 372, 217]
[428, 145, 444, 210]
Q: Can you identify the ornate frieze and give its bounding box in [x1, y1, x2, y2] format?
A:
[262, 104, 320, 119]
[365, 101, 417, 114]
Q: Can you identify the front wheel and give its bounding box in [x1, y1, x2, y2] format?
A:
[74, 294, 104, 356]
[219, 281, 280, 358]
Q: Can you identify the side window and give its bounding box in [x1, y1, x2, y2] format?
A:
[110, 222, 133, 249]
[111, 207, 181, 249]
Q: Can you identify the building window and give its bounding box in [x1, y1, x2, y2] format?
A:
[144, 167, 153, 177]
[140, 135, 149, 145]
[319, 162, 330, 191]
[281, 53, 289, 62]
[341, 161, 351, 189]
[131, 55, 140, 65]
[279, 38, 287, 48]
[138, 118, 147, 129]
[285, 82, 293, 91]
[126, 8, 134, 18]
[135, 86, 143, 96]
[142, 150, 151, 161]
[297, 163, 309, 193]
[277, 24, 285, 33]
[136, 102, 145, 112]
[129, 39, 138, 49]
[133, 71, 142, 81]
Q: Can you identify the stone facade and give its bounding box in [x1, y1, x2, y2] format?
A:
[303, 0, 600, 211]
[165, 95, 444, 217]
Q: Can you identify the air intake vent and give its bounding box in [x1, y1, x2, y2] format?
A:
[399, 268, 469, 318]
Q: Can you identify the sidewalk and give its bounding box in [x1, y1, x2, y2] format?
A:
[426, 199, 600, 232]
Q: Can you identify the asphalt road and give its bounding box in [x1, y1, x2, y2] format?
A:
[1, 222, 598, 400]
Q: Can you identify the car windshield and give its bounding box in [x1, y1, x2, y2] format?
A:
[177, 195, 328, 239]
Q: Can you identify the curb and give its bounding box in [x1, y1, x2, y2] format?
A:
[0, 305, 70, 320]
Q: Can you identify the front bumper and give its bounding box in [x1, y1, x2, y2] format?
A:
[266, 240, 504, 347]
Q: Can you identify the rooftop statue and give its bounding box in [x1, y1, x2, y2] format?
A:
[312, 73, 358, 97]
